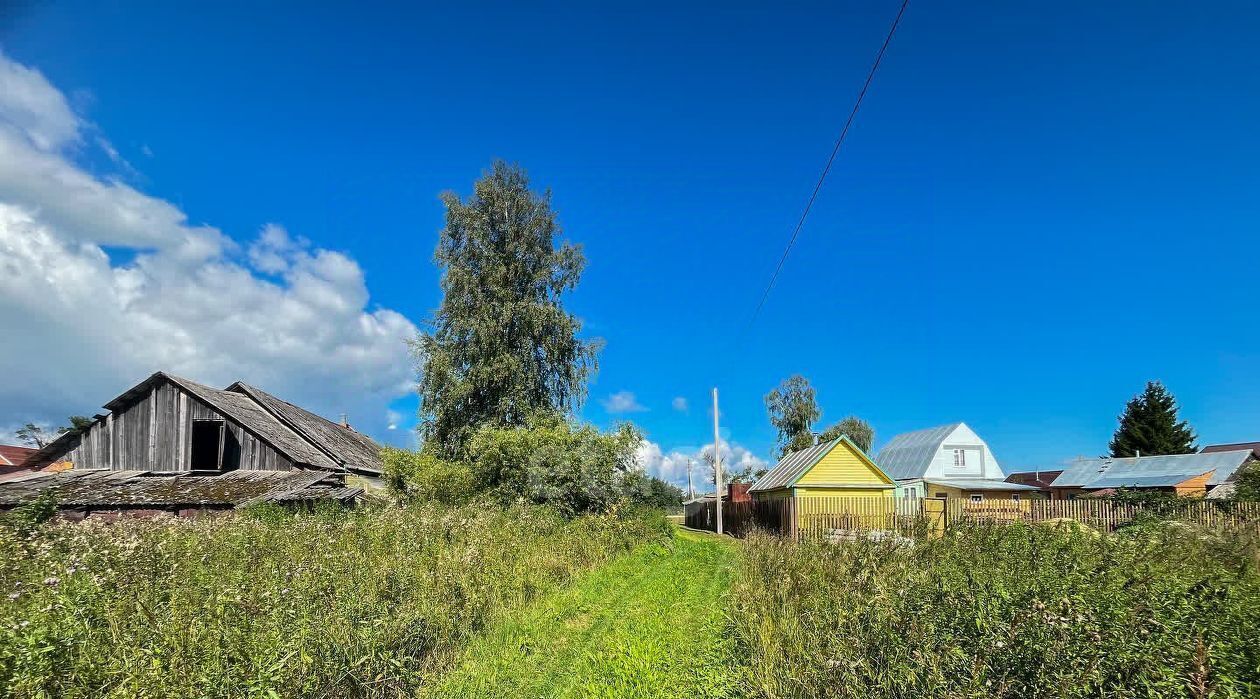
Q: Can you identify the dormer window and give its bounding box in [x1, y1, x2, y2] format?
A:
[953, 449, 966, 468]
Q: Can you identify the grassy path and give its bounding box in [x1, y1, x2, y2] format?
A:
[424, 529, 744, 698]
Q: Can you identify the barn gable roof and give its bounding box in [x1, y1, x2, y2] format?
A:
[25, 372, 381, 475]
[228, 382, 383, 475]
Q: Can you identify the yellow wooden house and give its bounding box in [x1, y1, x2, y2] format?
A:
[748, 436, 898, 535]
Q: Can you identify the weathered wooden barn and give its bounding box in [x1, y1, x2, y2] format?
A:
[23, 372, 382, 475]
[4, 372, 383, 517]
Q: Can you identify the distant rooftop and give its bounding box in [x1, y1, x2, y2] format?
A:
[1054, 450, 1254, 489]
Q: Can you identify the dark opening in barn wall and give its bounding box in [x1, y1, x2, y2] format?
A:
[221, 427, 241, 471]
[190, 420, 224, 470]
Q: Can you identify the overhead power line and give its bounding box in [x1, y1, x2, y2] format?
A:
[747, 0, 910, 328]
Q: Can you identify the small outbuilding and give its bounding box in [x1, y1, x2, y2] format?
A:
[746, 436, 898, 534]
[1050, 450, 1254, 499]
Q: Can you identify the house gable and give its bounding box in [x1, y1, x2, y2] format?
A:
[876, 422, 1005, 481]
[791, 437, 894, 488]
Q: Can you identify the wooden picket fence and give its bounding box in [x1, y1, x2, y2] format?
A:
[944, 498, 1260, 532]
[684, 495, 1260, 540]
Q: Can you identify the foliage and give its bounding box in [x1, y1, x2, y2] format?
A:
[425, 530, 743, 698]
[0, 502, 667, 698]
[1, 492, 58, 536]
[13, 424, 49, 449]
[1232, 460, 1260, 501]
[765, 375, 821, 457]
[731, 522, 1260, 699]
[628, 474, 685, 511]
[413, 161, 599, 459]
[58, 416, 93, 434]
[1109, 380, 1197, 457]
[381, 447, 479, 505]
[466, 416, 645, 517]
[818, 415, 875, 453]
[727, 459, 768, 485]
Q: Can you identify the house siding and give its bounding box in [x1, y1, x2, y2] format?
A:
[795, 487, 891, 498]
[794, 441, 892, 487]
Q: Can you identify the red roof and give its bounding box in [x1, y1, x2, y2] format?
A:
[1005, 470, 1063, 489]
[1202, 442, 1260, 459]
[0, 444, 37, 467]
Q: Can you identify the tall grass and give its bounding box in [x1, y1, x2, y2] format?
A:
[0, 502, 669, 698]
[731, 521, 1260, 699]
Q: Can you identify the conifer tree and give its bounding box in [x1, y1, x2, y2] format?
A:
[1108, 380, 1197, 457]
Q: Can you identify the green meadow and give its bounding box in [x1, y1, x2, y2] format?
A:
[4, 506, 1260, 698]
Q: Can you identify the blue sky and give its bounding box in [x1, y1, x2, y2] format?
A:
[2, 1, 1259, 484]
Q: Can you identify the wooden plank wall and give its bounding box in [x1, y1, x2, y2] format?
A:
[48, 380, 294, 472]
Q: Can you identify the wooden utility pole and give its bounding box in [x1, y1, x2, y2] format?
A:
[686, 458, 694, 501]
[713, 387, 723, 535]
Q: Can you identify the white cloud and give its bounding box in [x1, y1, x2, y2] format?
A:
[601, 390, 646, 414]
[0, 50, 418, 441]
[671, 396, 688, 412]
[0, 55, 80, 151]
[633, 438, 770, 492]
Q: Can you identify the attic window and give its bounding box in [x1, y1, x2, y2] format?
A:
[953, 449, 967, 468]
[190, 420, 225, 470]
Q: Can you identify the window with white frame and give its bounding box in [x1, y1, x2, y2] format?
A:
[953, 449, 966, 468]
[1011, 494, 1021, 503]
[969, 493, 983, 503]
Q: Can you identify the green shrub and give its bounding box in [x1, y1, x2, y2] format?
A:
[465, 415, 644, 516]
[382, 447, 479, 505]
[731, 522, 1260, 699]
[0, 502, 666, 698]
[1, 491, 58, 535]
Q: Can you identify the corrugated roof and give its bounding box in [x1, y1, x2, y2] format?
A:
[0, 445, 36, 467]
[748, 439, 839, 492]
[0, 469, 360, 508]
[923, 478, 1042, 492]
[1054, 450, 1253, 488]
[873, 423, 961, 480]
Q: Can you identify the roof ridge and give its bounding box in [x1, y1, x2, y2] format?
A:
[227, 381, 355, 472]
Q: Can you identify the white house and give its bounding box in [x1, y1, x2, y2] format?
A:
[874, 422, 1042, 501]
